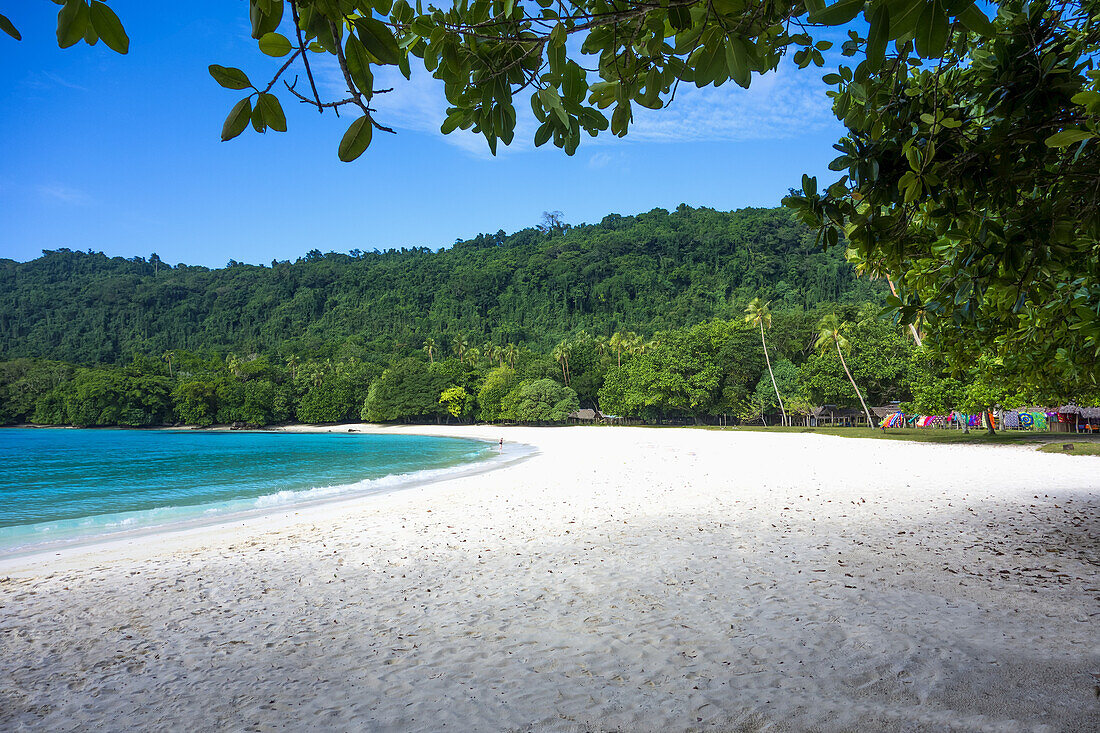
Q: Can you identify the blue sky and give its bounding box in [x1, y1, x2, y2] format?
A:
[0, 3, 846, 268]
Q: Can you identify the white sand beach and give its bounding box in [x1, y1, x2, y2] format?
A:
[1, 426, 1098, 731]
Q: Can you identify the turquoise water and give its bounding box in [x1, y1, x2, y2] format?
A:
[0, 429, 494, 553]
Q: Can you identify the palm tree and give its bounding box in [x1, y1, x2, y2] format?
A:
[450, 335, 467, 362]
[285, 354, 300, 380]
[551, 340, 572, 386]
[161, 350, 175, 376]
[463, 346, 480, 366]
[609, 331, 626, 367]
[423, 337, 436, 363]
[745, 298, 787, 427]
[815, 314, 873, 427]
[503, 343, 518, 368]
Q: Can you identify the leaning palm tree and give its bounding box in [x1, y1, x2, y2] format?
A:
[422, 337, 436, 363]
[815, 314, 873, 427]
[745, 298, 787, 427]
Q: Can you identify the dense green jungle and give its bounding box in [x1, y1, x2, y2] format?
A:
[0, 205, 1084, 428]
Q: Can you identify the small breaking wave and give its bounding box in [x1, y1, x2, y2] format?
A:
[0, 440, 531, 557]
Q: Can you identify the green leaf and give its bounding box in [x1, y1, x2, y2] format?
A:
[611, 102, 630, 137]
[338, 116, 373, 161]
[249, 0, 283, 40]
[888, 0, 926, 40]
[258, 31, 292, 57]
[209, 65, 253, 90]
[808, 0, 865, 26]
[344, 36, 375, 97]
[256, 93, 286, 132]
[724, 38, 750, 88]
[354, 17, 401, 65]
[1044, 129, 1094, 148]
[549, 22, 566, 47]
[250, 104, 266, 133]
[0, 13, 21, 41]
[89, 1, 127, 53]
[57, 0, 90, 49]
[534, 121, 553, 147]
[440, 111, 463, 135]
[915, 0, 949, 58]
[865, 3, 889, 69]
[956, 2, 993, 36]
[668, 6, 691, 31]
[221, 97, 253, 141]
[822, 72, 843, 85]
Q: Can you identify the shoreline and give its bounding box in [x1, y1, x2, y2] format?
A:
[2, 426, 1098, 730]
[0, 424, 535, 571]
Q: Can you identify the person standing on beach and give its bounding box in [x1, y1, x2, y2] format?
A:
[499, 438, 504, 452]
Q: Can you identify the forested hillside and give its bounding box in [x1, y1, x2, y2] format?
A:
[0, 206, 879, 364]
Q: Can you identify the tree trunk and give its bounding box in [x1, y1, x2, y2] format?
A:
[760, 321, 787, 427]
[836, 339, 874, 427]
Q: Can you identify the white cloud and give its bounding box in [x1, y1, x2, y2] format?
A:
[20, 71, 88, 93]
[588, 151, 614, 169]
[312, 54, 838, 156]
[36, 184, 91, 205]
[627, 62, 840, 143]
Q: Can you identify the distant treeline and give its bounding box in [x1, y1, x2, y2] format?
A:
[0, 205, 881, 365]
[1, 305, 946, 427]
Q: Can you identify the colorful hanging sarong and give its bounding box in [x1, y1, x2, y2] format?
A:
[882, 412, 905, 428]
[1019, 412, 1034, 428]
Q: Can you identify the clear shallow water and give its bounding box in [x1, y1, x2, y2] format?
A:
[0, 428, 494, 553]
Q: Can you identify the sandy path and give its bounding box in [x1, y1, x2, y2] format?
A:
[1, 426, 1098, 731]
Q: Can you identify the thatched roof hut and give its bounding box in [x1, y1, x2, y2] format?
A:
[809, 405, 872, 427]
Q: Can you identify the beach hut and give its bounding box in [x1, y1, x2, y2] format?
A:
[809, 405, 871, 427]
[1082, 407, 1100, 433]
[872, 404, 899, 421]
[568, 408, 598, 423]
[1055, 405, 1080, 433]
[1055, 405, 1100, 433]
